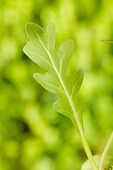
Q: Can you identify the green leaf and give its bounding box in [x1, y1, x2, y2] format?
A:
[23, 22, 85, 133]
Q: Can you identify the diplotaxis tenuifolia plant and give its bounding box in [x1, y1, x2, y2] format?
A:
[23, 22, 113, 170]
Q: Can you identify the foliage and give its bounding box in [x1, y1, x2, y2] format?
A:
[0, 0, 113, 169]
[23, 22, 85, 131]
[23, 22, 113, 170]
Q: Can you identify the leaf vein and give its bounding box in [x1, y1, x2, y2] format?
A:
[36, 33, 83, 135]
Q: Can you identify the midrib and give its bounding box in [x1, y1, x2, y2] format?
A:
[38, 35, 84, 136]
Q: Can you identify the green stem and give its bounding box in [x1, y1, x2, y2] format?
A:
[99, 132, 113, 170]
[73, 119, 98, 170]
[81, 133, 98, 170]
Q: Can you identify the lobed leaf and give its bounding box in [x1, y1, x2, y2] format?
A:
[23, 22, 85, 133]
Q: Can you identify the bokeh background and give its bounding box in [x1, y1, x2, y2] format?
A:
[0, 0, 113, 169]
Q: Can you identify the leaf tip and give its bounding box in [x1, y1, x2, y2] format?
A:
[25, 22, 33, 33]
[47, 22, 56, 29]
[25, 22, 44, 37]
[46, 22, 56, 36]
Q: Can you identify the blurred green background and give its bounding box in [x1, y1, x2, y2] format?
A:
[0, 0, 113, 169]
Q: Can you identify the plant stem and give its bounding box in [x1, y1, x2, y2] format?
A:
[73, 119, 98, 170]
[99, 132, 113, 170]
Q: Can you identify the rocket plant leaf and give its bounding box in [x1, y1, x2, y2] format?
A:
[23, 22, 85, 133]
[23, 23, 113, 170]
